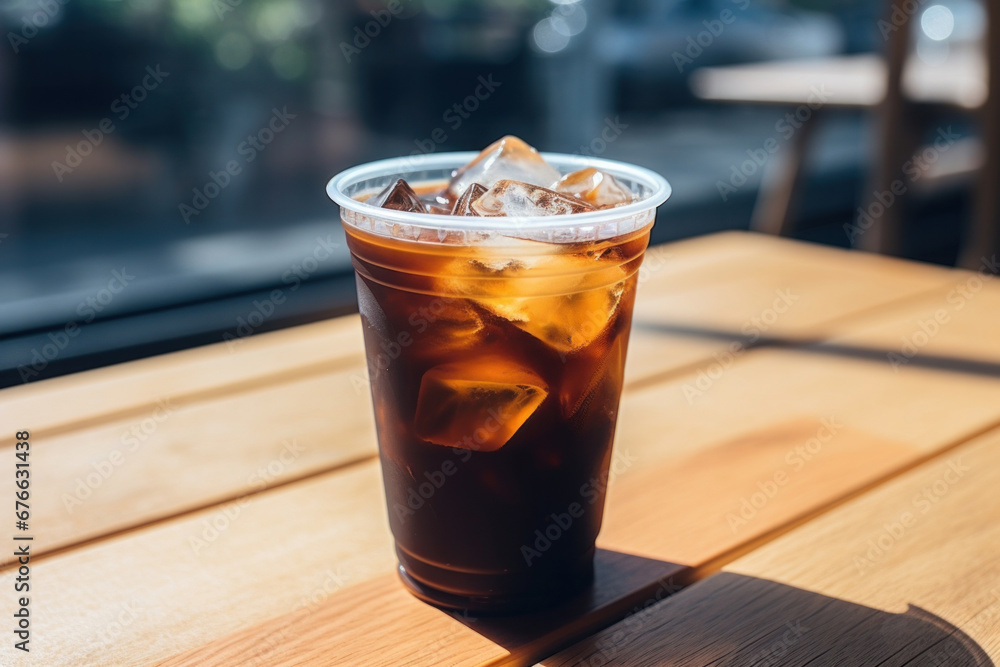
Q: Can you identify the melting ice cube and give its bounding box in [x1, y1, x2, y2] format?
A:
[558, 332, 626, 420]
[369, 178, 426, 213]
[439, 238, 627, 354]
[414, 357, 548, 451]
[553, 168, 634, 208]
[448, 136, 561, 198]
[471, 180, 595, 217]
[451, 182, 487, 216]
[481, 279, 625, 354]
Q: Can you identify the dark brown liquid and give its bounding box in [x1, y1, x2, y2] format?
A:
[346, 185, 651, 612]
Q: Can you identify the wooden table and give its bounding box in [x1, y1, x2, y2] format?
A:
[3, 231, 999, 666]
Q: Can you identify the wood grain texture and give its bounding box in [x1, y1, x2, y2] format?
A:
[156, 551, 685, 667]
[145, 295, 1000, 666]
[625, 232, 956, 393]
[0, 463, 397, 667]
[614, 344, 1000, 480]
[13, 313, 1000, 663]
[151, 420, 917, 667]
[0, 316, 365, 444]
[632, 232, 953, 341]
[17, 367, 377, 565]
[543, 429, 1000, 666]
[599, 419, 915, 567]
[0, 232, 987, 666]
[814, 273, 1000, 369]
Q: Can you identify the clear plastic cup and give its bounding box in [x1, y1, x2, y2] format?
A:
[328, 152, 670, 613]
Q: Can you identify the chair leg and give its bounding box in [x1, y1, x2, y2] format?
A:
[858, 109, 924, 254]
[859, 0, 912, 255]
[750, 110, 821, 237]
[959, 3, 1000, 271]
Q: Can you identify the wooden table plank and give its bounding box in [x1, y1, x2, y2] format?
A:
[633, 233, 954, 342]
[626, 232, 955, 386]
[2, 463, 398, 667]
[20, 367, 377, 565]
[544, 428, 1000, 666]
[615, 345, 1000, 478]
[0, 317, 365, 444]
[617, 263, 1000, 475]
[812, 268, 1000, 370]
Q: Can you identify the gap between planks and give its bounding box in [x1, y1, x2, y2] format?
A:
[675, 411, 1000, 584]
[0, 353, 364, 447]
[0, 450, 378, 573]
[625, 279, 962, 393]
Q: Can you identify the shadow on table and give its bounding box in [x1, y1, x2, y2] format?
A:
[444, 550, 994, 666]
[448, 548, 689, 662]
[634, 320, 1000, 379]
[531, 571, 996, 666]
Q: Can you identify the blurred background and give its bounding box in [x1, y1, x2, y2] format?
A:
[0, 0, 994, 386]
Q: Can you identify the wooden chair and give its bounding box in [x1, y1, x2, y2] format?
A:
[689, 1, 997, 270]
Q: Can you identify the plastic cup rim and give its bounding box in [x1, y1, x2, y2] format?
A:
[326, 151, 671, 232]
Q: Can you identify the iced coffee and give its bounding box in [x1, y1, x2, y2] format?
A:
[328, 137, 670, 612]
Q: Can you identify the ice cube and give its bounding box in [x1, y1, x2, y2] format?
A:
[481, 278, 625, 354]
[414, 357, 548, 451]
[451, 182, 487, 216]
[356, 277, 390, 340]
[439, 243, 626, 354]
[369, 178, 426, 213]
[448, 136, 561, 198]
[373, 287, 484, 359]
[413, 296, 485, 358]
[471, 180, 596, 217]
[553, 168, 634, 208]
